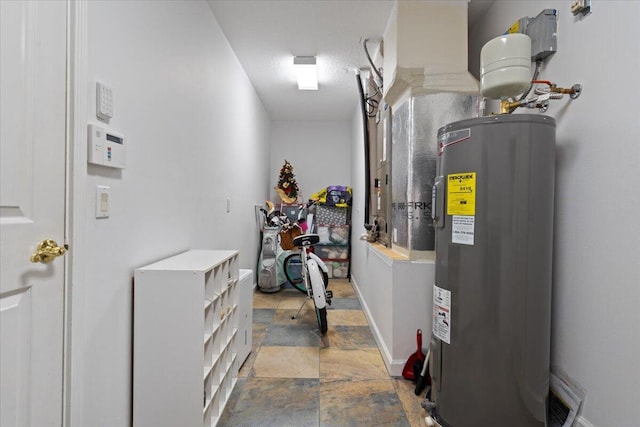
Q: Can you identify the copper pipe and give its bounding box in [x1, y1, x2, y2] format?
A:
[500, 99, 522, 114]
[549, 84, 577, 95]
[534, 81, 580, 96]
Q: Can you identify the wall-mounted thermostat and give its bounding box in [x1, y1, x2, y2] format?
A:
[87, 124, 126, 168]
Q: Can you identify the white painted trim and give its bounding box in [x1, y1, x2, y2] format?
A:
[351, 275, 405, 377]
[574, 416, 596, 427]
[63, 0, 88, 425]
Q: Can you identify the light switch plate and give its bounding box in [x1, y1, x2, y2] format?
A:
[96, 185, 110, 218]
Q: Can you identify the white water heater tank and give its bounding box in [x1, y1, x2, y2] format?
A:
[480, 33, 532, 99]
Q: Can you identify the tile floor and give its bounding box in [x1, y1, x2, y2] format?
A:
[219, 279, 428, 427]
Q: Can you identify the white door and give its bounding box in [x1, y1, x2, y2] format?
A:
[0, 1, 68, 426]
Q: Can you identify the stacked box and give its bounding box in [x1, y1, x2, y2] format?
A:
[315, 204, 351, 280]
[316, 205, 349, 225]
[327, 260, 349, 279]
[314, 245, 349, 260]
[317, 225, 350, 245]
[279, 204, 303, 223]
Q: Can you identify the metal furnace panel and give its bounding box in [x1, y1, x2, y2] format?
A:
[391, 93, 476, 255]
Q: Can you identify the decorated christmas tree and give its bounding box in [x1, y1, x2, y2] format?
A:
[275, 159, 300, 204]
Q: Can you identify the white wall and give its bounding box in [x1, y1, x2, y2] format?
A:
[469, 3, 639, 426]
[80, 1, 270, 424]
[269, 121, 352, 203]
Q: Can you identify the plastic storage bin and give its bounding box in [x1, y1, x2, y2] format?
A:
[314, 245, 349, 260]
[317, 225, 350, 245]
[327, 260, 349, 279]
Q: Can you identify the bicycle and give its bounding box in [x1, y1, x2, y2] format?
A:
[284, 233, 332, 334]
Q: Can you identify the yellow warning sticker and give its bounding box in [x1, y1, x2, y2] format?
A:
[447, 173, 476, 216]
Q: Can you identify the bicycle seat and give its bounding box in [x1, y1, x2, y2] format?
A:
[292, 233, 320, 247]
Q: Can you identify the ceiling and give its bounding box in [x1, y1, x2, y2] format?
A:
[207, 1, 493, 122]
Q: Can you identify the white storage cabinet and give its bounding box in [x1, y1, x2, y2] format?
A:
[133, 250, 239, 427]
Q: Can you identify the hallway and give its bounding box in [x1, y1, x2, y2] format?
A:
[220, 279, 426, 426]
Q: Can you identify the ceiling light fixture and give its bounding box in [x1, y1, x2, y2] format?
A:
[293, 56, 318, 90]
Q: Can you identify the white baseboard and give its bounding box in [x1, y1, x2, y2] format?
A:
[350, 275, 405, 377]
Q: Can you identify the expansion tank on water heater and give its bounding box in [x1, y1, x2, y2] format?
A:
[430, 114, 555, 427]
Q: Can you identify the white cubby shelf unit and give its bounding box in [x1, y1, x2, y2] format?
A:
[133, 249, 240, 427]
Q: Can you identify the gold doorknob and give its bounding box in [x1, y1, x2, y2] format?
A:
[30, 239, 68, 264]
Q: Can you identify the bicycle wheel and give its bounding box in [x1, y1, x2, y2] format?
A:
[315, 306, 328, 335]
[283, 253, 307, 294]
[308, 253, 330, 289]
[284, 253, 329, 294]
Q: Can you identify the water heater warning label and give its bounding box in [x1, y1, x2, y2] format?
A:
[447, 172, 476, 215]
[433, 285, 451, 344]
[452, 216, 475, 245]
